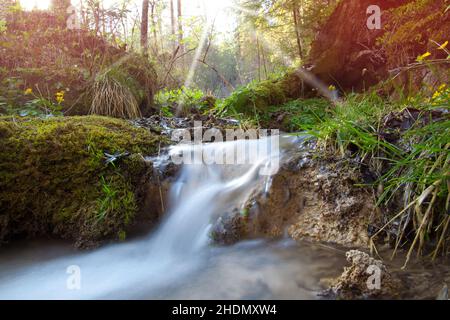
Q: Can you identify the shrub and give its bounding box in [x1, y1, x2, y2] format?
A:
[155, 86, 212, 116]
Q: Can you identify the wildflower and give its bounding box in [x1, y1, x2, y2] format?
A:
[416, 52, 431, 62]
[56, 91, 65, 104]
[328, 85, 336, 91]
[432, 84, 447, 100]
[437, 41, 448, 50]
[24, 88, 33, 95]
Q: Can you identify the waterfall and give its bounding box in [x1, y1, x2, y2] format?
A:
[0, 135, 333, 300]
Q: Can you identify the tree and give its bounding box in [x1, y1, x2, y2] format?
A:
[292, 0, 304, 60]
[170, 0, 176, 50]
[141, 0, 149, 55]
[149, 0, 159, 55]
[177, 0, 183, 52]
[51, 0, 71, 25]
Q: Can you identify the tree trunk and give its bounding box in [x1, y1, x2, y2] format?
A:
[150, 1, 158, 55]
[177, 0, 183, 53]
[292, 0, 304, 61]
[141, 0, 149, 56]
[170, 0, 176, 50]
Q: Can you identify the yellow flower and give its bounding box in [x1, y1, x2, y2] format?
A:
[328, 85, 336, 91]
[432, 84, 447, 100]
[438, 41, 448, 50]
[416, 52, 431, 62]
[24, 88, 33, 95]
[55, 91, 65, 104]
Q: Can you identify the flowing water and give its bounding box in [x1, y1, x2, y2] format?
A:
[0, 135, 397, 299]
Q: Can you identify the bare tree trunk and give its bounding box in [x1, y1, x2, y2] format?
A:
[256, 35, 261, 82]
[177, 0, 183, 53]
[150, 1, 158, 55]
[170, 0, 176, 50]
[141, 0, 149, 56]
[292, 0, 304, 60]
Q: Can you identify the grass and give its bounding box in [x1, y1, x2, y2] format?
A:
[312, 92, 449, 265]
[90, 67, 142, 119]
[222, 80, 449, 265]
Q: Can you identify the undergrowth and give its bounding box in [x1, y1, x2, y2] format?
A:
[223, 78, 449, 264]
[307, 91, 449, 265]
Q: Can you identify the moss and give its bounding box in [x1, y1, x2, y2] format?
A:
[222, 72, 306, 117]
[0, 115, 161, 247]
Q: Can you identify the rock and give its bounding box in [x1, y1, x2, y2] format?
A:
[0, 116, 164, 248]
[210, 209, 247, 245]
[436, 284, 449, 300]
[309, 0, 410, 91]
[325, 250, 402, 299]
[213, 152, 379, 248]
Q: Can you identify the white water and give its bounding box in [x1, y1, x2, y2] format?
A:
[0, 136, 346, 300]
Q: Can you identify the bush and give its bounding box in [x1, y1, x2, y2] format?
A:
[155, 86, 213, 116]
[0, 10, 157, 117]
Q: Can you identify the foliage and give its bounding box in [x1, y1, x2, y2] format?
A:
[380, 0, 450, 68]
[265, 98, 330, 131]
[0, 10, 156, 117]
[304, 91, 449, 264]
[220, 73, 288, 117]
[89, 53, 157, 120]
[155, 86, 214, 116]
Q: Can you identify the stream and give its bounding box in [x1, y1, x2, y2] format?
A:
[0, 135, 446, 299]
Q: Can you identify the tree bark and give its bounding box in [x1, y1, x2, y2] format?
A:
[177, 0, 183, 53]
[170, 0, 176, 50]
[150, 0, 158, 55]
[141, 0, 149, 56]
[292, 0, 304, 61]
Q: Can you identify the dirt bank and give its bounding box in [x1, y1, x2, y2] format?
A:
[212, 144, 379, 248]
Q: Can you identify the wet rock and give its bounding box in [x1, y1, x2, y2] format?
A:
[132, 115, 240, 138]
[436, 284, 449, 300]
[212, 150, 379, 248]
[136, 155, 181, 232]
[263, 158, 375, 246]
[210, 209, 247, 245]
[325, 250, 402, 299]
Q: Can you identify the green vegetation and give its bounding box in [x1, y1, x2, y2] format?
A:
[380, 0, 449, 68]
[0, 116, 161, 247]
[217, 72, 305, 122]
[0, 10, 156, 119]
[90, 54, 157, 119]
[155, 86, 215, 116]
[228, 81, 449, 263]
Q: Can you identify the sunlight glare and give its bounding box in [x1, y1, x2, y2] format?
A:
[19, 0, 52, 11]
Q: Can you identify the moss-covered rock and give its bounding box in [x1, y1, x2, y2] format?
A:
[221, 72, 306, 117]
[0, 115, 162, 247]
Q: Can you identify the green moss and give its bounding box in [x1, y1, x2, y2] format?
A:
[222, 76, 289, 116]
[0, 115, 161, 247]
